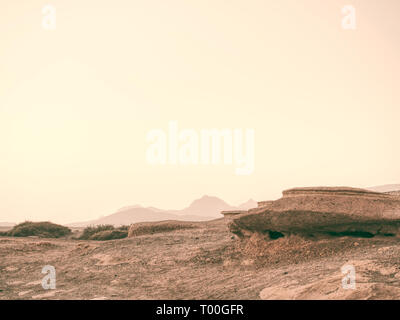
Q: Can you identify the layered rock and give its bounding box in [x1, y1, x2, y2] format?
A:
[227, 187, 400, 239]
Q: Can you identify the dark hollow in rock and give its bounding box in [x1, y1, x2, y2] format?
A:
[266, 231, 285, 240]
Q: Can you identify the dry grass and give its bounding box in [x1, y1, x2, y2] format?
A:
[78, 225, 128, 240]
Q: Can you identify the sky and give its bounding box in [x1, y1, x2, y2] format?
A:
[1, 0, 399, 224]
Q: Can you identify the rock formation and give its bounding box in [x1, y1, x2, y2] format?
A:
[226, 187, 400, 239]
[128, 220, 197, 237]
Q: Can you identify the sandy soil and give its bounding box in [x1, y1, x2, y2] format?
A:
[1, 218, 400, 300]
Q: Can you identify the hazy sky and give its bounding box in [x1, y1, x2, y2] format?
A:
[1, 0, 399, 223]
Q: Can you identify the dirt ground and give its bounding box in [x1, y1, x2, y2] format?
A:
[1, 218, 400, 300]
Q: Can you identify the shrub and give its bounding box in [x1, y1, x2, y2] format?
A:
[79, 225, 128, 240]
[78, 225, 114, 240]
[88, 229, 127, 241]
[117, 225, 130, 231]
[5, 221, 71, 238]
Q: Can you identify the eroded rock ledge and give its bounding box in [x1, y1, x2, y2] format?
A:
[226, 187, 400, 239]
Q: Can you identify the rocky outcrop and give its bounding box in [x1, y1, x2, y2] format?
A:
[128, 220, 197, 237]
[227, 187, 400, 239]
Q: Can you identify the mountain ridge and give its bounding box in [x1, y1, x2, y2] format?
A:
[67, 196, 257, 227]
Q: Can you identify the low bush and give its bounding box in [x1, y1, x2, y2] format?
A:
[4, 221, 71, 238]
[79, 225, 128, 240]
[78, 224, 114, 240]
[89, 229, 127, 240]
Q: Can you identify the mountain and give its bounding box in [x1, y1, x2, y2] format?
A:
[237, 199, 258, 210]
[68, 196, 257, 227]
[367, 184, 400, 193]
[68, 207, 213, 228]
[177, 195, 235, 217]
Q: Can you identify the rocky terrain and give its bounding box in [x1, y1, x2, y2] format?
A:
[0, 219, 400, 299]
[2, 186, 400, 300]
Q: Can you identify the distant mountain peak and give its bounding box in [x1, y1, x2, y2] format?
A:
[238, 199, 258, 210]
[193, 194, 226, 201]
[116, 205, 143, 212]
[188, 195, 230, 208]
[68, 195, 256, 227]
